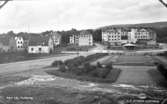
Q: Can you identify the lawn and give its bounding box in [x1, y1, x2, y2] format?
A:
[0, 86, 118, 104]
[0, 75, 29, 86]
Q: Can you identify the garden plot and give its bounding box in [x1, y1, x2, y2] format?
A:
[114, 55, 155, 66]
[114, 65, 157, 86]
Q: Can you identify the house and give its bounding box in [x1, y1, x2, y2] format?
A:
[69, 31, 93, 46]
[9, 36, 25, 52]
[28, 34, 57, 54]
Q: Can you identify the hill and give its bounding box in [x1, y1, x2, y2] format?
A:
[99, 21, 167, 29]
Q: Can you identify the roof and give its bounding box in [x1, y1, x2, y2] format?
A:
[80, 30, 91, 35]
[28, 35, 50, 46]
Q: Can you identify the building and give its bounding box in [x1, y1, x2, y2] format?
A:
[27, 33, 60, 54]
[69, 31, 93, 46]
[50, 32, 61, 46]
[9, 36, 25, 51]
[102, 27, 157, 46]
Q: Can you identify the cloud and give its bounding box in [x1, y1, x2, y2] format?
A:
[0, 0, 166, 33]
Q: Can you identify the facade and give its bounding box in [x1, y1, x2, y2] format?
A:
[28, 46, 50, 54]
[9, 36, 25, 51]
[102, 27, 157, 45]
[69, 31, 93, 46]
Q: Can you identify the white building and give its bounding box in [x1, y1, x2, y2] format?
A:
[9, 36, 25, 51]
[28, 46, 50, 54]
[102, 27, 156, 45]
[69, 31, 93, 46]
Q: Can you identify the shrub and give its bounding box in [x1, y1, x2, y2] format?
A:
[97, 62, 102, 68]
[84, 53, 108, 62]
[64, 56, 85, 67]
[52, 61, 64, 67]
[101, 68, 111, 78]
[59, 64, 67, 72]
[83, 63, 96, 74]
[90, 69, 99, 77]
[105, 63, 113, 70]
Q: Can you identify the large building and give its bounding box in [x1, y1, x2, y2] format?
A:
[102, 27, 156, 46]
[69, 31, 93, 46]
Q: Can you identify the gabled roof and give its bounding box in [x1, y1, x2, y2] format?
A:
[80, 30, 91, 35]
[28, 35, 50, 46]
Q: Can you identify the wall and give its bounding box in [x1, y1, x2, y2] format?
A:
[28, 46, 50, 54]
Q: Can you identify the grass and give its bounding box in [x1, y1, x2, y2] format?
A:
[0, 75, 29, 86]
[55, 45, 95, 51]
[46, 68, 121, 83]
[0, 86, 118, 104]
[147, 69, 167, 88]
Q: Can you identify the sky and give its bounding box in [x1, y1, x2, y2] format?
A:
[0, 0, 167, 33]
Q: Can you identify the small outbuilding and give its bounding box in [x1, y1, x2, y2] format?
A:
[123, 43, 136, 50]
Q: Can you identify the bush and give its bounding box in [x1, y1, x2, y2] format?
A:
[84, 53, 108, 62]
[52, 61, 64, 67]
[83, 63, 96, 74]
[101, 68, 111, 78]
[90, 69, 99, 77]
[97, 62, 102, 68]
[64, 56, 85, 67]
[157, 63, 167, 79]
[105, 63, 113, 70]
[59, 64, 67, 72]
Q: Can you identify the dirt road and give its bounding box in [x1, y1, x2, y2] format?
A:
[0, 54, 80, 75]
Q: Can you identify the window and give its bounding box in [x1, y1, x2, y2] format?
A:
[31, 48, 34, 51]
[18, 46, 20, 48]
[39, 48, 42, 51]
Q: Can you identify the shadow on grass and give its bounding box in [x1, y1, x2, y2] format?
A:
[147, 69, 167, 88]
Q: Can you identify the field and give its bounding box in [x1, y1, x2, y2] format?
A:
[0, 52, 167, 104]
[91, 54, 167, 87]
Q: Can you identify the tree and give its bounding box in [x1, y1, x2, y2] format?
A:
[159, 0, 167, 8]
